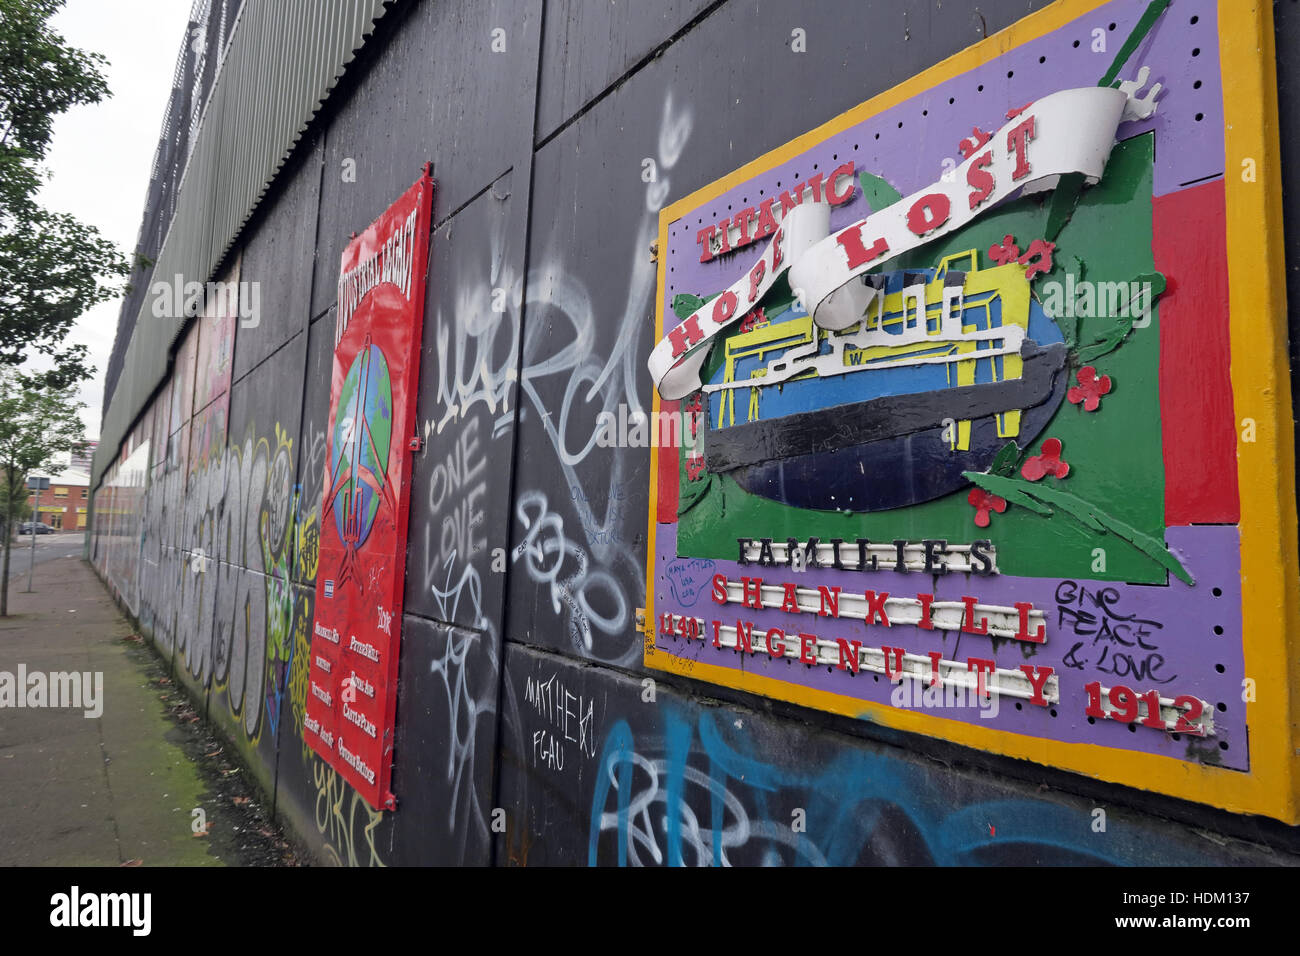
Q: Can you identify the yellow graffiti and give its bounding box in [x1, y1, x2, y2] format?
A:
[312, 756, 386, 867]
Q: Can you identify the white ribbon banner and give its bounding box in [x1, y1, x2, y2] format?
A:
[648, 86, 1129, 401]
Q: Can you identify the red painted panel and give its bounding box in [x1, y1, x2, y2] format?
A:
[1154, 180, 1239, 525]
[306, 169, 434, 810]
[656, 399, 680, 524]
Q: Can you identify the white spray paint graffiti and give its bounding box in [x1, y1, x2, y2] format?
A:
[99, 423, 299, 744]
[414, 92, 692, 667]
[591, 748, 827, 867]
[511, 92, 693, 665]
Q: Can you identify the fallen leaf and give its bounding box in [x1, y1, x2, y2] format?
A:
[120, 859, 143, 866]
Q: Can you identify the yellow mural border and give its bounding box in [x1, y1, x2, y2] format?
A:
[644, 0, 1300, 821]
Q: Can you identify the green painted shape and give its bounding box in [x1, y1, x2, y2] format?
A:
[1043, 172, 1086, 242]
[678, 135, 1165, 583]
[858, 171, 904, 213]
[672, 292, 707, 321]
[989, 440, 1023, 478]
[1073, 270, 1166, 364]
[1098, 0, 1171, 88]
[963, 470, 1193, 585]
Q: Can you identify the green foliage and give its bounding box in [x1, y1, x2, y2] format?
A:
[1073, 271, 1167, 365]
[0, 0, 129, 387]
[0, 367, 84, 612]
[962, 469, 1193, 585]
[988, 440, 1023, 478]
[0, 368, 85, 499]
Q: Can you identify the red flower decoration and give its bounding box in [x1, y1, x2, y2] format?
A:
[1067, 366, 1113, 412]
[685, 454, 706, 481]
[988, 234, 1055, 277]
[1018, 238, 1055, 279]
[1021, 438, 1070, 481]
[968, 487, 1007, 528]
[958, 127, 992, 159]
[988, 235, 1021, 265]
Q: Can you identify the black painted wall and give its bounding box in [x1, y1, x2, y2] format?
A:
[92, 0, 1300, 865]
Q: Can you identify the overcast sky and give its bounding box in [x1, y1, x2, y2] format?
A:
[34, 0, 195, 442]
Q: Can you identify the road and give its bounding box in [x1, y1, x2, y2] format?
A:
[3, 533, 85, 581]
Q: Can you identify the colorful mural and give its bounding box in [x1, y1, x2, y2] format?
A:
[646, 0, 1298, 820]
[86, 0, 1300, 868]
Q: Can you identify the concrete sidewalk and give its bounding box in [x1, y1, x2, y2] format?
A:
[0, 547, 219, 865]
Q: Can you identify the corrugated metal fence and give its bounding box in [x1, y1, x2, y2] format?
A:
[94, 0, 394, 489]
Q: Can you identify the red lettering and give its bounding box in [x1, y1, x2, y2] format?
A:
[735, 620, 754, 655]
[753, 198, 779, 241]
[766, 627, 786, 658]
[882, 645, 905, 681]
[864, 590, 891, 627]
[905, 192, 952, 236]
[696, 224, 718, 263]
[770, 227, 784, 270]
[967, 657, 996, 698]
[928, 650, 944, 688]
[712, 620, 723, 648]
[799, 633, 818, 665]
[1014, 602, 1046, 643]
[665, 314, 707, 358]
[711, 290, 738, 325]
[835, 227, 890, 270]
[817, 585, 841, 618]
[748, 258, 766, 303]
[711, 573, 728, 604]
[836, 638, 863, 674]
[825, 161, 855, 205]
[781, 582, 800, 614]
[966, 150, 994, 210]
[741, 576, 763, 609]
[1007, 115, 1036, 181]
[961, 595, 989, 635]
[715, 216, 732, 254]
[916, 592, 935, 630]
[777, 183, 806, 217]
[806, 173, 824, 203]
[733, 207, 756, 246]
[1018, 664, 1054, 706]
[667, 316, 704, 358]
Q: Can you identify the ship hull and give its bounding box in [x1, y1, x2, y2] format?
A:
[705, 341, 1068, 513]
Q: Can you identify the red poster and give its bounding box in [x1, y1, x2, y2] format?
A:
[305, 169, 434, 809]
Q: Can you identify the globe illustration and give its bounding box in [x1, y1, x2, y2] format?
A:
[329, 341, 393, 548]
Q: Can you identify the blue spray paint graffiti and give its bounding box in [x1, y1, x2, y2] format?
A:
[588, 706, 1211, 866]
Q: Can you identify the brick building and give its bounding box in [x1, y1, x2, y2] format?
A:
[28, 467, 91, 532]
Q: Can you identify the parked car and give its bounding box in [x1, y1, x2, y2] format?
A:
[17, 522, 56, 535]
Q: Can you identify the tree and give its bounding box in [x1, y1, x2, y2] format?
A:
[0, 0, 129, 388]
[0, 370, 85, 615]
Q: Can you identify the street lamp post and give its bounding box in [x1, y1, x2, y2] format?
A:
[24, 476, 48, 593]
